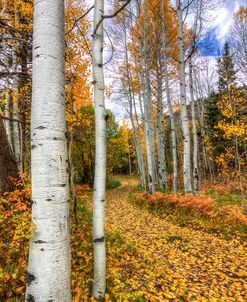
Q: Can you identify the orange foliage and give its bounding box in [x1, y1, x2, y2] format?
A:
[217, 205, 247, 226]
[134, 191, 247, 228]
[0, 174, 31, 300]
[201, 179, 247, 195]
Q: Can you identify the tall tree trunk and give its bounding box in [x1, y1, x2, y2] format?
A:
[156, 55, 167, 192]
[12, 10, 23, 172]
[3, 38, 12, 148]
[162, 0, 178, 193]
[0, 115, 19, 193]
[189, 58, 199, 195]
[143, 0, 155, 193]
[176, 0, 192, 193]
[25, 0, 71, 301]
[92, 0, 106, 299]
[129, 5, 147, 190]
[123, 19, 146, 190]
[135, 0, 154, 193]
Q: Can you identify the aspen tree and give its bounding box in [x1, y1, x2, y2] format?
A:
[161, 0, 178, 192]
[3, 39, 12, 148]
[92, 0, 106, 299]
[138, 0, 155, 194]
[0, 115, 18, 193]
[156, 54, 167, 192]
[189, 58, 199, 195]
[123, 20, 146, 190]
[176, 0, 192, 193]
[25, 0, 71, 300]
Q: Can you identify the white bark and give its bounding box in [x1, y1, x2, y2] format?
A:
[176, 0, 192, 193]
[189, 58, 199, 195]
[92, 0, 106, 299]
[161, 0, 178, 192]
[143, 0, 155, 193]
[135, 0, 154, 193]
[12, 9, 22, 172]
[123, 21, 146, 190]
[3, 39, 12, 148]
[25, 0, 71, 301]
[12, 89, 22, 172]
[156, 56, 167, 192]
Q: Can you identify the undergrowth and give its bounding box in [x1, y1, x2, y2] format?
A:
[106, 180, 122, 190]
[130, 190, 247, 241]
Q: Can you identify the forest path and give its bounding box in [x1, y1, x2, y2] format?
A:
[104, 177, 247, 302]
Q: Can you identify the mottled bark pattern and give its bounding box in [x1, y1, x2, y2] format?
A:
[176, 0, 192, 193]
[162, 0, 178, 193]
[92, 0, 106, 299]
[25, 0, 71, 301]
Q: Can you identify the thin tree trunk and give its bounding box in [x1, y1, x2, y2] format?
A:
[189, 58, 199, 195]
[135, 0, 154, 193]
[129, 6, 147, 190]
[68, 76, 77, 224]
[143, 0, 155, 193]
[176, 0, 192, 193]
[123, 19, 146, 190]
[3, 38, 12, 148]
[12, 10, 22, 172]
[0, 115, 18, 193]
[161, 0, 178, 193]
[156, 55, 167, 192]
[92, 0, 106, 299]
[25, 0, 71, 300]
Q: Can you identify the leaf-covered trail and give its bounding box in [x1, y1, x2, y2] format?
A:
[105, 177, 247, 302]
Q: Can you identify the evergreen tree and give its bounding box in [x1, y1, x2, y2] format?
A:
[218, 42, 236, 92]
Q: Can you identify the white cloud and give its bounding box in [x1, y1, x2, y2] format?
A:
[208, 0, 246, 45]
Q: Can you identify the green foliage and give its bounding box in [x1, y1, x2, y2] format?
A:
[106, 180, 121, 190]
[218, 42, 236, 92]
[70, 105, 132, 185]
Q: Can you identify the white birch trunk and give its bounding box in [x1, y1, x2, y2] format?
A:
[123, 22, 146, 190]
[156, 56, 167, 192]
[129, 6, 147, 190]
[135, 0, 154, 193]
[176, 0, 192, 193]
[12, 10, 22, 172]
[25, 0, 71, 301]
[12, 92, 22, 172]
[143, 0, 156, 193]
[92, 0, 106, 299]
[132, 95, 147, 191]
[3, 39, 12, 148]
[189, 58, 199, 195]
[161, 0, 178, 192]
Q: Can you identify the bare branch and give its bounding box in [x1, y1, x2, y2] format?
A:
[65, 6, 94, 36]
[93, 0, 132, 36]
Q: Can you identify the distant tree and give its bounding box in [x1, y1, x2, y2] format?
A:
[218, 42, 236, 92]
[0, 115, 19, 193]
[229, 7, 247, 83]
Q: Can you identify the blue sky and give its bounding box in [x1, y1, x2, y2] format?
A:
[203, 0, 247, 53]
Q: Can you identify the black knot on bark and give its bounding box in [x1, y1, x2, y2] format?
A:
[27, 272, 36, 286]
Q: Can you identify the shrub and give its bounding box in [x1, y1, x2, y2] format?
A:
[0, 173, 31, 300]
[106, 180, 121, 190]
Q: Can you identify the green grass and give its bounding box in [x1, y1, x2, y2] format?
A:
[106, 180, 121, 190]
[205, 188, 244, 208]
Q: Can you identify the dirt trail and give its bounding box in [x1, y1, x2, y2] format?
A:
[105, 177, 247, 302]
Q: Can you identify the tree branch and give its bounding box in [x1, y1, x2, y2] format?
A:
[93, 0, 132, 36]
[65, 6, 94, 36]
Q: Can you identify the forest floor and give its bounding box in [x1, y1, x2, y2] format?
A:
[1, 176, 247, 301]
[99, 176, 247, 302]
